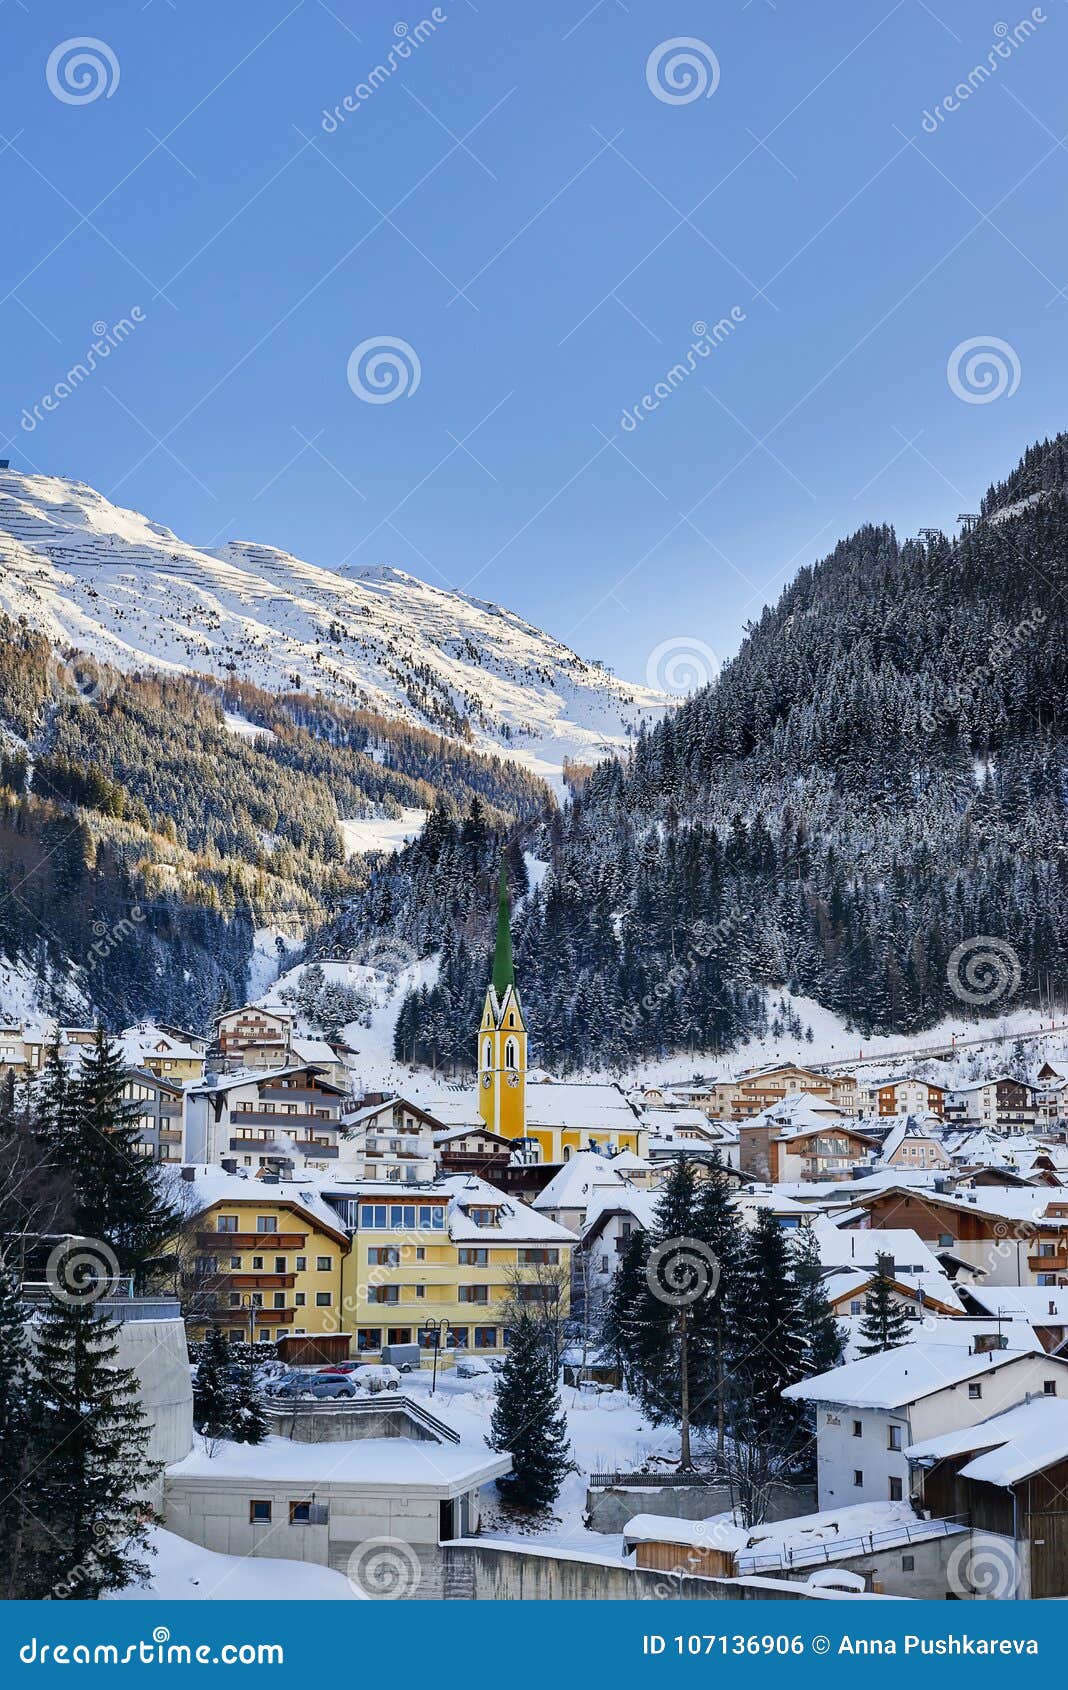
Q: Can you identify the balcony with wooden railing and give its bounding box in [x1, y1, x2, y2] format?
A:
[196, 1231, 305, 1250]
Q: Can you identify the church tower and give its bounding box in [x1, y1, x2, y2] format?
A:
[477, 860, 527, 1138]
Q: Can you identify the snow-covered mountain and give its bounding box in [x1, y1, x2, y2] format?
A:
[0, 469, 667, 779]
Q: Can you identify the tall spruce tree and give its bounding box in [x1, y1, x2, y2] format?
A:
[857, 1269, 912, 1355]
[489, 1312, 571, 1513]
[691, 1153, 744, 1451]
[194, 1325, 235, 1444]
[598, 1227, 648, 1390]
[58, 1029, 180, 1284]
[0, 1261, 44, 1599]
[792, 1226, 846, 1376]
[31, 1294, 159, 1599]
[231, 1360, 267, 1445]
[728, 1209, 807, 1444]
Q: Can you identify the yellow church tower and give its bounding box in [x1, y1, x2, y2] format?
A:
[477, 860, 527, 1138]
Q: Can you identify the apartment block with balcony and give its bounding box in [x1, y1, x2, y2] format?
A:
[330, 1173, 575, 1360]
[176, 1169, 350, 1343]
[183, 1064, 347, 1175]
[339, 1094, 440, 1184]
[943, 1076, 1037, 1134]
[124, 1066, 185, 1162]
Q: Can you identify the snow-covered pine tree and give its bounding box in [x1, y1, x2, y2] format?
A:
[792, 1226, 846, 1376]
[61, 1029, 181, 1284]
[857, 1269, 912, 1356]
[194, 1324, 235, 1446]
[231, 1359, 267, 1445]
[0, 1261, 45, 1598]
[31, 1295, 159, 1599]
[727, 1208, 807, 1444]
[489, 1311, 571, 1513]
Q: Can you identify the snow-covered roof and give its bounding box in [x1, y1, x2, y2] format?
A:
[808, 1224, 943, 1275]
[169, 1430, 508, 1491]
[109, 1525, 363, 1602]
[583, 1188, 661, 1240]
[169, 1165, 351, 1241]
[963, 1286, 1068, 1322]
[118, 1023, 204, 1064]
[907, 1396, 1068, 1485]
[783, 1341, 1047, 1409]
[532, 1150, 627, 1212]
[291, 1036, 345, 1066]
[439, 1173, 575, 1244]
[623, 1499, 955, 1563]
[879, 1116, 949, 1164]
[524, 1080, 645, 1132]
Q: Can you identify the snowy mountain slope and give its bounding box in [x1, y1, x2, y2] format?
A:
[0, 469, 667, 777]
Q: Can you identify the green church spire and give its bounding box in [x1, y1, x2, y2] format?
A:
[491, 858, 515, 997]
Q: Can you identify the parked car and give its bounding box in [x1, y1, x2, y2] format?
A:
[263, 1370, 314, 1398]
[454, 1356, 493, 1380]
[350, 1364, 402, 1393]
[317, 1362, 362, 1376]
[272, 1374, 357, 1401]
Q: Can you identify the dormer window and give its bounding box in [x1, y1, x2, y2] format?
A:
[467, 1206, 500, 1228]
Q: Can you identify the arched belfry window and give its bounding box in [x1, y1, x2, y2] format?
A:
[505, 1037, 518, 1070]
[483, 1038, 492, 1070]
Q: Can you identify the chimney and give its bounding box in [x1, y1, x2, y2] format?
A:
[221, 1157, 238, 1174]
[180, 1166, 196, 1182]
[876, 1251, 895, 1279]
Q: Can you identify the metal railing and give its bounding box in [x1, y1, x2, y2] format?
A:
[735, 1514, 969, 1574]
[590, 1471, 720, 1488]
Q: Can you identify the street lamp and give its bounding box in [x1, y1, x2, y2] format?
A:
[422, 1318, 451, 1395]
[240, 1292, 265, 1352]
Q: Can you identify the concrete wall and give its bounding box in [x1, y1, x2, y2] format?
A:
[587, 1482, 817, 1534]
[263, 1404, 437, 1443]
[438, 1544, 818, 1601]
[766, 1532, 961, 1600]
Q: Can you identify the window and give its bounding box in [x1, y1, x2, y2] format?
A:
[387, 1327, 412, 1346]
[272, 1292, 285, 1309]
[459, 1248, 488, 1266]
[289, 1501, 314, 1524]
[294, 1292, 306, 1307]
[216, 1215, 238, 1233]
[939, 1233, 953, 1248]
[230, 1255, 241, 1269]
[369, 1286, 399, 1304]
[450, 1327, 469, 1349]
[357, 1328, 382, 1352]
[249, 1500, 272, 1523]
[853, 1470, 863, 1488]
[316, 1256, 331, 1271]
[850, 1300, 863, 1316]
[415, 1284, 426, 1298]
[256, 1216, 277, 1234]
[369, 1247, 399, 1267]
[901, 1554, 915, 1572]
[468, 1207, 499, 1228]
[315, 1292, 332, 1307]
[889, 1477, 903, 1502]
[295, 1255, 306, 1271]
[473, 1326, 497, 1349]
[968, 1383, 982, 1400]
[852, 1420, 863, 1438]
[274, 1257, 286, 1274]
[252, 1256, 264, 1270]
[519, 1248, 559, 1265]
[1044, 1380, 1058, 1396]
[459, 1285, 489, 1304]
[228, 1327, 244, 1341]
[888, 1426, 902, 1451]
[505, 1037, 518, 1070]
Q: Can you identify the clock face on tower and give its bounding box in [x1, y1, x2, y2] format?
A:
[506, 1071, 520, 1088]
[481, 1073, 492, 1088]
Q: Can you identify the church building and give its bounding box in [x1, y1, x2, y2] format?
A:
[476, 863, 647, 1166]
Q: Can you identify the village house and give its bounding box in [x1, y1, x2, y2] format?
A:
[875, 1076, 946, 1119]
[848, 1183, 1068, 1287]
[124, 1066, 185, 1163]
[1034, 1061, 1068, 1130]
[943, 1076, 1037, 1133]
[784, 1341, 1068, 1509]
[184, 1064, 347, 1175]
[176, 1168, 351, 1346]
[705, 1063, 861, 1120]
[120, 1023, 206, 1083]
[340, 1094, 439, 1184]
[878, 1116, 952, 1171]
[739, 1096, 879, 1183]
[908, 1396, 1068, 1598]
[214, 1005, 293, 1070]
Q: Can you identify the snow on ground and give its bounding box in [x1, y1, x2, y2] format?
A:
[339, 808, 428, 858]
[108, 1526, 363, 1601]
[221, 710, 276, 743]
[246, 928, 303, 1001]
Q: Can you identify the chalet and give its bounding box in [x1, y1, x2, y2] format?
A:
[878, 1116, 951, 1171]
[184, 1064, 347, 1174]
[875, 1077, 945, 1119]
[943, 1076, 1036, 1134]
[908, 1396, 1068, 1597]
[784, 1342, 1068, 1508]
[740, 1097, 879, 1183]
[120, 1023, 206, 1083]
[1034, 1062, 1068, 1129]
[848, 1183, 1068, 1287]
[214, 1005, 293, 1069]
[340, 1095, 439, 1183]
[709, 1063, 860, 1120]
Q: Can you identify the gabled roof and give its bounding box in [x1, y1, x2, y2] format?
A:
[439, 1174, 575, 1244]
[907, 1395, 1068, 1486]
[783, 1341, 1049, 1410]
[533, 1150, 626, 1211]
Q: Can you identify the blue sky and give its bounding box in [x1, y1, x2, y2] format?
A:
[2, 0, 1066, 687]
